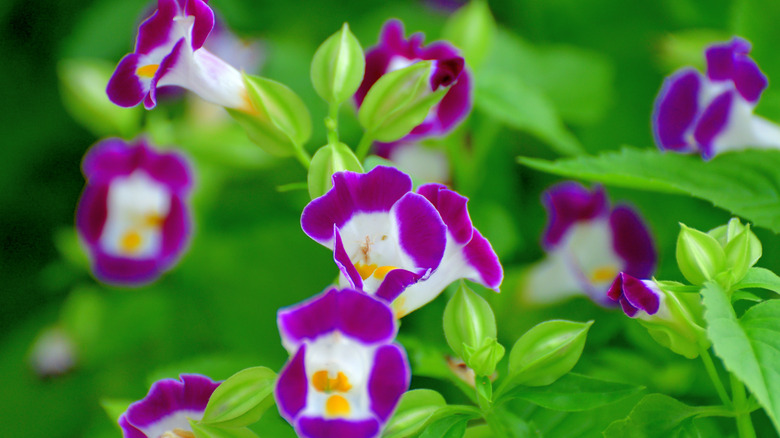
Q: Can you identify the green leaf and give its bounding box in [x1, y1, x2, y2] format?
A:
[734, 267, 780, 295]
[201, 367, 277, 428]
[383, 389, 447, 438]
[603, 394, 705, 438]
[441, 0, 495, 70]
[475, 71, 583, 156]
[518, 147, 780, 232]
[701, 281, 780, 431]
[419, 414, 471, 438]
[499, 373, 644, 412]
[310, 22, 365, 104]
[191, 422, 259, 438]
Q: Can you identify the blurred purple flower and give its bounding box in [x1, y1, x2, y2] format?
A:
[275, 288, 409, 438]
[523, 182, 656, 306]
[653, 37, 780, 159]
[76, 138, 193, 286]
[119, 374, 220, 438]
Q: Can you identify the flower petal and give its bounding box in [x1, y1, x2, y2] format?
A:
[368, 344, 410, 422]
[296, 417, 380, 438]
[76, 184, 108, 245]
[107, 54, 148, 108]
[374, 268, 423, 304]
[278, 289, 339, 348]
[652, 68, 702, 152]
[336, 289, 397, 344]
[184, 0, 215, 50]
[391, 192, 446, 269]
[135, 0, 179, 54]
[92, 251, 161, 285]
[417, 183, 473, 244]
[541, 182, 609, 249]
[333, 228, 364, 290]
[275, 347, 308, 421]
[463, 230, 503, 290]
[694, 90, 734, 159]
[119, 414, 147, 438]
[125, 374, 218, 429]
[608, 205, 656, 280]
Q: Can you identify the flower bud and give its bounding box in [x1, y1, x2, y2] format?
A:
[462, 337, 505, 377]
[307, 143, 364, 199]
[311, 23, 365, 104]
[676, 223, 726, 285]
[608, 273, 708, 359]
[443, 283, 497, 362]
[228, 73, 312, 157]
[507, 320, 592, 387]
[358, 60, 452, 142]
[709, 218, 762, 285]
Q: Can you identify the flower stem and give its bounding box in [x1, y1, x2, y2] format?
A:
[730, 374, 756, 438]
[355, 132, 375, 161]
[292, 142, 311, 169]
[326, 102, 340, 146]
[700, 348, 732, 408]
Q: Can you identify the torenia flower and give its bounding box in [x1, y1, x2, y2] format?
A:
[119, 374, 220, 438]
[275, 288, 410, 438]
[523, 182, 656, 306]
[356, 19, 472, 141]
[300, 166, 501, 317]
[76, 138, 193, 285]
[607, 273, 708, 359]
[653, 37, 780, 159]
[107, 0, 251, 111]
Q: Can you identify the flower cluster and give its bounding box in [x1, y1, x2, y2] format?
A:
[523, 182, 656, 306]
[653, 37, 780, 158]
[301, 165, 502, 318]
[76, 138, 193, 285]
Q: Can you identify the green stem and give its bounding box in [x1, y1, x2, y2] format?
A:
[355, 132, 375, 161]
[292, 142, 311, 169]
[730, 374, 756, 438]
[482, 409, 510, 438]
[326, 102, 340, 146]
[700, 348, 732, 408]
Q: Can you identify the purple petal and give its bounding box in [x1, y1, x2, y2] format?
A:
[392, 192, 446, 269]
[355, 46, 394, 106]
[417, 183, 473, 244]
[159, 195, 191, 268]
[368, 344, 410, 423]
[374, 268, 423, 303]
[184, 0, 215, 50]
[733, 56, 767, 103]
[125, 375, 218, 428]
[694, 90, 734, 159]
[82, 138, 139, 182]
[135, 0, 179, 54]
[275, 347, 308, 421]
[278, 289, 339, 345]
[144, 149, 193, 194]
[334, 229, 363, 290]
[76, 184, 108, 245]
[430, 57, 464, 90]
[705, 37, 751, 82]
[296, 417, 380, 438]
[609, 205, 656, 280]
[145, 38, 187, 110]
[606, 273, 639, 317]
[91, 251, 162, 286]
[119, 414, 147, 438]
[621, 274, 660, 315]
[301, 167, 412, 245]
[427, 70, 472, 136]
[652, 69, 701, 151]
[336, 290, 397, 344]
[107, 54, 147, 108]
[541, 182, 609, 249]
[462, 230, 503, 290]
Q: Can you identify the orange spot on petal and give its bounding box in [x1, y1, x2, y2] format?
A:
[136, 64, 159, 78]
[325, 394, 350, 417]
[373, 265, 398, 280]
[591, 266, 619, 283]
[311, 370, 330, 392]
[355, 263, 378, 280]
[120, 230, 142, 253]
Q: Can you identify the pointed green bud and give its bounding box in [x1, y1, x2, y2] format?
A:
[507, 320, 592, 387]
[637, 286, 708, 359]
[443, 283, 497, 361]
[383, 389, 446, 438]
[676, 223, 726, 285]
[200, 367, 277, 428]
[307, 142, 363, 199]
[228, 73, 312, 157]
[462, 337, 505, 377]
[709, 218, 762, 285]
[358, 60, 448, 142]
[311, 23, 365, 104]
[441, 0, 495, 70]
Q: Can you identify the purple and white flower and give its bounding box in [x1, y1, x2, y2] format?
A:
[300, 166, 501, 317]
[107, 0, 251, 111]
[523, 182, 656, 306]
[275, 288, 410, 438]
[653, 37, 780, 159]
[76, 138, 193, 285]
[356, 19, 472, 142]
[119, 374, 220, 438]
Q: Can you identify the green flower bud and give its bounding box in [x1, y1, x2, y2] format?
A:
[709, 218, 762, 285]
[200, 366, 276, 428]
[228, 73, 312, 157]
[311, 23, 365, 104]
[307, 142, 364, 199]
[507, 320, 592, 387]
[358, 61, 448, 142]
[443, 283, 497, 361]
[441, 0, 495, 70]
[462, 337, 505, 377]
[636, 287, 708, 359]
[676, 223, 726, 285]
[382, 389, 446, 438]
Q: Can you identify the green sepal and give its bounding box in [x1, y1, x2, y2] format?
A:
[383, 389, 447, 438]
[191, 421, 259, 438]
[200, 366, 277, 428]
[676, 223, 726, 286]
[311, 23, 365, 104]
[506, 320, 592, 387]
[462, 338, 505, 377]
[307, 142, 363, 199]
[229, 73, 312, 156]
[441, 0, 495, 70]
[442, 283, 497, 360]
[358, 61, 447, 142]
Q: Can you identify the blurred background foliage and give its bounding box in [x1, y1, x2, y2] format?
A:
[1, 0, 778, 436]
